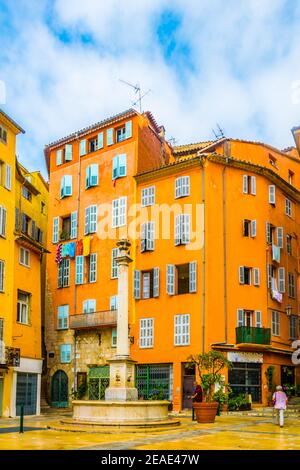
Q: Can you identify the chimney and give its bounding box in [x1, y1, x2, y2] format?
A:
[158, 125, 165, 140]
[291, 126, 300, 155]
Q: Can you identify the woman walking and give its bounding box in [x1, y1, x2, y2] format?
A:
[272, 385, 288, 428]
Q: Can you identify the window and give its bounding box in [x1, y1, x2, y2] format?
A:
[22, 186, 32, 201]
[112, 154, 127, 180]
[57, 305, 69, 330]
[288, 273, 295, 298]
[41, 202, 46, 214]
[175, 214, 190, 245]
[116, 126, 126, 142]
[134, 269, 159, 299]
[269, 155, 278, 168]
[84, 205, 97, 234]
[134, 270, 141, 299]
[52, 217, 59, 244]
[0, 206, 6, 237]
[175, 176, 190, 198]
[278, 267, 285, 293]
[0, 125, 8, 144]
[112, 197, 127, 228]
[60, 175, 72, 198]
[268, 185, 276, 205]
[272, 311, 280, 336]
[111, 248, 120, 279]
[106, 128, 114, 146]
[141, 186, 155, 207]
[79, 139, 87, 157]
[288, 170, 294, 185]
[253, 268, 260, 287]
[287, 235, 292, 255]
[61, 216, 71, 241]
[60, 344, 72, 363]
[174, 314, 190, 346]
[21, 213, 31, 235]
[141, 222, 155, 252]
[166, 262, 197, 296]
[266, 222, 275, 244]
[86, 164, 99, 188]
[140, 318, 154, 348]
[110, 296, 118, 310]
[243, 219, 256, 238]
[88, 138, 97, 153]
[89, 253, 97, 283]
[70, 211, 77, 239]
[239, 266, 253, 285]
[285, 198, 292, 217]
[75, 256, 84, 285]
[112, 328, 117, 347]
[5, 164, 11, 190]
[65, 144, 72, 161]
[290, 316, 297, 340]
[17, 291, 30, 324]
[276, 227, 283, 248]
[19, 247, 30, 267]
[242, 175, 256, 195]
[58, 259, 70, 288]
[0, 260, 4, 292]
[83, 299, 96, 313]
[237, 309, 254, 327]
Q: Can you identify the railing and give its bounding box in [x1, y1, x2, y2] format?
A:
[70, 310, 117, 330]
[236, 326, 271, 345]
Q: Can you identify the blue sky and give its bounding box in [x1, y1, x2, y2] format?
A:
[1, 0, 300, 176]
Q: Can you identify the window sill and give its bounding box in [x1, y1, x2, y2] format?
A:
[19, 263, 30, 268]
[16, 321, 31, 327]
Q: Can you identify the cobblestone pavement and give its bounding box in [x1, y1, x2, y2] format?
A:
[0, 412, 299, 450]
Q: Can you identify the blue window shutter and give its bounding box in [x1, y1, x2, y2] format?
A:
[97, 132, 104, 149]
[80, 139, 87, 157]
[60, 177, 65, 198]
[56, 149, 62, 166]
[118, 154, 127, 177]
[64, 175, 72, 196]
[86, 166, 90, 188]
[107, 128, 114, 146]
[65, 144, 73, 161]
[70, 211, 77, 239]
[90, 164, 98, 186]
[112, 156, 119, 180]
[125, 120, 132, 139]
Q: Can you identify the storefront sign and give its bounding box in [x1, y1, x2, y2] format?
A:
[228, 352, 263, 363]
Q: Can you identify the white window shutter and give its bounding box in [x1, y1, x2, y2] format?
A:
[97, 132, 104, 149]
[112, 156, 119, 180]
[56, 149, 62, 166]
[239, 266, 245, 284]
[147, 222, 155, 251]
[134, 270, 141, 299]
[243, 175, 248, 194]
[276, 227, 283, 248]
[153, 267, 160, 298]
[86, 166, 90, 188]
[251, 220, 257, 238]
[167, 264, 175, 295]
[90, 164, 99, 186]
[266, 222, 271, 244]
[119, 197, 127, 226]
[251, 176, 256, 195]
[269, 185, 276, 204]
[118, 154, 127, 177]
[174, 215, 181, 246]
[175, 178, 181, 198]
[89, 205, 97, 233]
[107, 128, 114, 146]
[253, 268, 260, 286]
[70, 211, 77, 239]
[84, 207, 90, 235]
[182, 214, 190, 244]
[237, 309, 244, 327]
[52, 217, 59, 243]
[278, 267, 285, 293]
[125, 120, 132, 139]
[140, 223, 146, 253]
[79, 139, 87, 157]
[65, 144, 73, 161]
[255, 311, 262, 328]
[75, 256, 84, 285]
[189, 261, 197, 293]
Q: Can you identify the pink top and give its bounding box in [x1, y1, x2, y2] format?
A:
[272, 391, 287, 410]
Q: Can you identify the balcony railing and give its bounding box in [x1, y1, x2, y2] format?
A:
[236, 326, 271, 345]
[70, 310, 117, 330]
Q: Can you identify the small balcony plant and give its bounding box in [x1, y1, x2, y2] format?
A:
[187, 350, 232, 423]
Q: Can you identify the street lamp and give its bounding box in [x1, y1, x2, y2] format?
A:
[285, 305, 292, 316]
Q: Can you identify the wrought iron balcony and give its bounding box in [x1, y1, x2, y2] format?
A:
[236, 326, 271, 345]
[70, 310, 117, 330]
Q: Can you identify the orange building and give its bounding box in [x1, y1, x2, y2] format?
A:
[44, 109, 300, 410]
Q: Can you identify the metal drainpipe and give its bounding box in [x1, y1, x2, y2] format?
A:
[222, 162, 228, 344]
[201, 162, 205, 354]
[73, 132, 81, 393]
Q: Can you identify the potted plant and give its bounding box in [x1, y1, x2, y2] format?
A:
[213, 384, 231, 415]
[265, 365, 275, 406]
[187, 350, 232, 423]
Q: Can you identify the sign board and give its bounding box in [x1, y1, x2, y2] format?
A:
[228, 351, 263, 364]
[5, 347, 21, 367]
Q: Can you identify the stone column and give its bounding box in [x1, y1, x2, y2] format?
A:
[105, 239, 138, 401]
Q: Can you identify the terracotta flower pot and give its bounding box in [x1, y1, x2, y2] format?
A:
[193, 402, 219, 423]
[221, 404, 228, 412]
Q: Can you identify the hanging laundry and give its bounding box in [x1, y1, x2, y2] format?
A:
[76, 239, 83, 256]
[55, 243, 62, 264]
[271, 289, 282, 303]
[272, 244, 280, 263]
[62, 243, 70, 258]
[69, 242, 76, 258]
[83, 236, 91, 256]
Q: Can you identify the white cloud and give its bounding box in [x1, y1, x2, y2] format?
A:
[1, 0, 300, 176]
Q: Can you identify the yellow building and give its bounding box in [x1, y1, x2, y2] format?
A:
[0, 109, 48, 417]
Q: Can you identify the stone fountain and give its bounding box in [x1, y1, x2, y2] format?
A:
[69, 239, 178, 427]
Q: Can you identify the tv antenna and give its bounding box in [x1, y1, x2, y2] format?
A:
[212, 123, 225, 140]
[167, 136, 178, 146]
[119, 79, 151, 113]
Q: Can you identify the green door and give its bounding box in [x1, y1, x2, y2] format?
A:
[51, 370, 69, 407]
[0, 378, 3, 417]
[88, 366, 109, 400]
[16, 373, 38, 416]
